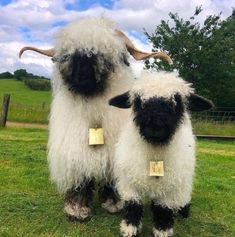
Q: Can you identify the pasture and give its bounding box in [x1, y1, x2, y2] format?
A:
[1, 79, 235, 136]
[0, 127, 234, 237]
[0, 79, 51, 123]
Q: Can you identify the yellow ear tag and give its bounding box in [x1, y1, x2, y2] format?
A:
[89, 128, 104, 145]
[149, 161, 164, 177]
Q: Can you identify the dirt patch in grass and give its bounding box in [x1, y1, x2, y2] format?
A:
[197, 147, 235, 157]
[0, 160, 13, 167]
[6, 121, 48, 129]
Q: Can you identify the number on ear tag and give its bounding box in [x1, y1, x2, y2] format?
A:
[89, 128, 104, 145]
[149, 161, 164, 177]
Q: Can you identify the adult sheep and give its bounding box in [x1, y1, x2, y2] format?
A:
[109, 71, 213, 237]
[19, 18, 172, 221]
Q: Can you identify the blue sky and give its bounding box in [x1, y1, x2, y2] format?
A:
[65, 0, 115, 11]
[0, 0, 115, 8]
[0, 0, 234, 77]
[0, 0, 11, 6]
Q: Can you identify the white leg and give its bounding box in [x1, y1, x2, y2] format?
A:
[64, 202, 91, 221]
[120, 220, 142, 237]
[102, 199, 124, 213]
[152, 227, 173, 237]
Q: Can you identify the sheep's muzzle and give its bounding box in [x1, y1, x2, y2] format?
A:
[133, 94, 184, 145]
[60, 50, 114, 96]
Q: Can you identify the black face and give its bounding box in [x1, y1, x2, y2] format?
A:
[59, 50, 115, 96]
[109, 90, 213, 145]
[133, 94, 184, 145]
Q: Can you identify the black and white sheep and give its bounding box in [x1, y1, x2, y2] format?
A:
[109, 71, 213, 237]
[19, 18, 172, 221]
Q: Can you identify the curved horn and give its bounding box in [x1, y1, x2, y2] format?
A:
[19, 46, 55, 58]
[115, 30, 173, 64]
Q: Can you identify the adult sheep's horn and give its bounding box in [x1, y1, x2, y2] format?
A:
[19, 46, 55, 58]
[116, 30, 173, 64]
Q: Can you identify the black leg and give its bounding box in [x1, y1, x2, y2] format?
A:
[65, 178, 95, 206]
[99, 182, 119, 204]
[100, 182, 123, 213]
[120, 200, 143, 237]
[178, 203, 191, 218]
[123, 200, 143, 226]
[151, 202, 174, 237]
[64, 178, 95, 221]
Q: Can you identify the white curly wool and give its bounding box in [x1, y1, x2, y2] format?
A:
[152, 227, 173, 237]
[129, 71, 194, 102]
[120, 220, 141, 237]
[114, 71, 196, 209]
[48, 18, 133, 193]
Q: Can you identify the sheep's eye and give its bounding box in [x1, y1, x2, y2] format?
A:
[121, 53, 130, 66]
[87, 52, 93, 58]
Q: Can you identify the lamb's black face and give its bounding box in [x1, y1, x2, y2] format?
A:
[133, 94, 184, 145]
[59, 50, 116, 96]
[109, 90, 213, 145]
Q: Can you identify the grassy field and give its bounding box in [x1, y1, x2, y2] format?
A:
[0, 127, 234, 237]
[192, 120, 235, 136]
[1, 79, 235, 135]
[0, 79, 51, 105]
[0, 79, 51, 123]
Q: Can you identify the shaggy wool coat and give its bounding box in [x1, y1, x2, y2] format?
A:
[114, 72, 196, 209]
[48, 18, 133, 193]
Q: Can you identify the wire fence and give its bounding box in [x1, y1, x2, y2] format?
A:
[192, 108, 235, 122]
[1, 102, 235, 135]
[2, 102, 50, 124]
[191, 108, 235, 136]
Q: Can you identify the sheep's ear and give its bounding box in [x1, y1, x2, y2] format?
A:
[188, 94, 214, 112]
[109, 91, 131, 108]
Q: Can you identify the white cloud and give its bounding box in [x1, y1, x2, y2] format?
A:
[0, 0, 234, 77]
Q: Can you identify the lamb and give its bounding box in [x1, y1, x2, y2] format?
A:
[109, 71, 213, 237]
[19, 18, 172, 221]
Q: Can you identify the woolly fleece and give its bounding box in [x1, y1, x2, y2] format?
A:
[114, 71, 196, 209]
[48, 18, 133, 193]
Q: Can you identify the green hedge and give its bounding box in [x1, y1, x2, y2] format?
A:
[24, 78, 51, 91]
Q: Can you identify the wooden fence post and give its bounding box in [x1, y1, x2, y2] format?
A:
[1, 94, 10, 127]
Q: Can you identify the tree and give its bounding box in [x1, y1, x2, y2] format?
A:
[144, 7, 235, 107]
[14, 69, 28, 81]
[0, 71, 14, 79]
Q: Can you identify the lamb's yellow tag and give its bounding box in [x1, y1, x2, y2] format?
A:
[149, 161, 164, 177]
[89, 128, 104, 145]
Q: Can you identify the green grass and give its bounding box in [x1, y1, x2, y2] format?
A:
[7, 102, 50, 124]
[0, 79, 51, 106]
[193, 121, 235, 136]
[0, 79, 51, 123]
[0, 128, 234, 237]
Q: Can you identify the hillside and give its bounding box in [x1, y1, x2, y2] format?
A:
[0, 79, 51, 106]
[0, 79, 51, 123]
